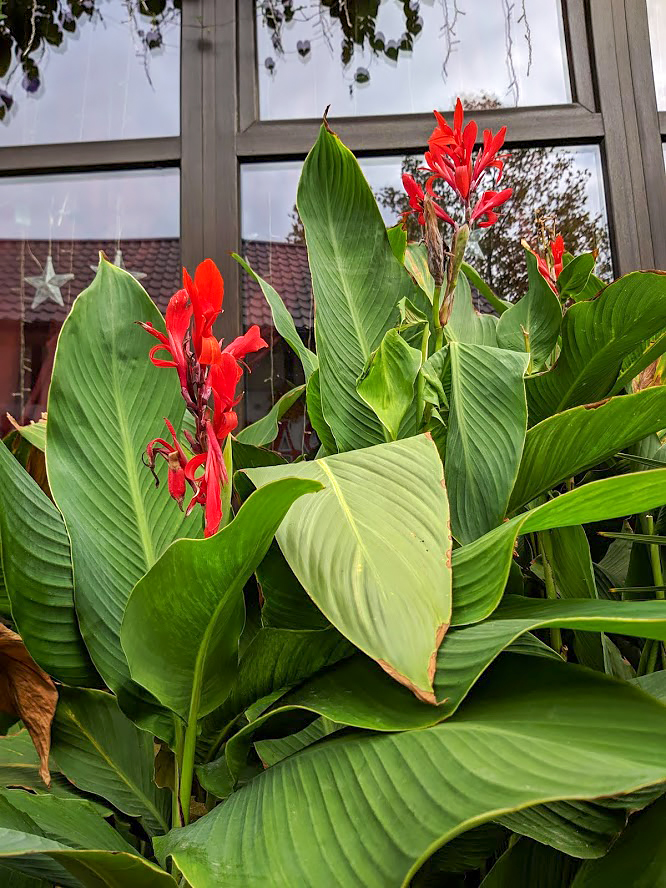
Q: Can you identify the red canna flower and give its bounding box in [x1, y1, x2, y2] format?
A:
[530, 234, 566, 293]
[469, 188, 513, 228]
[140, 259, 267, 533]
[418, 98, 511, 230]
[184, 421, 226, 537]
[139, 289, 192, 396]
[183, 259, 225, 365]
[223, 324, 269, 363]
[401, 173, 454, 229]
[144, 418, 190, 509]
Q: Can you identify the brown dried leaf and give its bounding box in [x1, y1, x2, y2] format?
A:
[632, 360, 662, 393]
[0, 623, 57, 786]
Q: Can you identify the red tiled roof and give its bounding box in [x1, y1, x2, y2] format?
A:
[240, 240, 314, 329]
[0, 239, 180, 324]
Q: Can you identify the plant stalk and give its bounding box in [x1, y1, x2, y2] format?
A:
[179, 672, 203, 826]
[172, 718, 184, 829]
[637, 514, 664, 674]
[539, 532, 563, 655]
[432, 284, 443, 352]
[415, 322, 430, 431]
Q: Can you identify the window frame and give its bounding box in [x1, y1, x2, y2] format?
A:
[0, 0, 663, 424]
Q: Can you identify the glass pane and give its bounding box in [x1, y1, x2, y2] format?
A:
[0, 0, 180, 145]
[648, 0, 666, 110]
[0, 167, 179, 435]
[240, 147, 610, 441]
[256, 0, 570, 120]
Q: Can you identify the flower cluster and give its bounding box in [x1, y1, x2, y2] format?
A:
[402, 98, 512, 231]
[531, 234, 565, 293]
[140, 259, 267, 537]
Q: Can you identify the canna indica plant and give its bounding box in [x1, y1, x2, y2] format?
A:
[0, 100, 665, 887]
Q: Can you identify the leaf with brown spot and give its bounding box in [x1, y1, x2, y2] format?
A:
[0, 624, 57, 786]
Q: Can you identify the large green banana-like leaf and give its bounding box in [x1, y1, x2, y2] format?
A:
[496, 249, 562, 369]
[481, 838, 579, 888]
[510, 388, 666, 511]
[0, 830, 175, 888]
[246, 436, 452, 702]
[305, 369, 337, 454]
[444, 274, 498, 346]
[46, 259, 200, 719]
[156, 655, 666, 888]
[197, 627, 350, 763]
[50, 688, 169, 836]
[526, 271, 666, 424]
[297, 124, 422, 451]
[217, 596, 666, 779]
[0, 442, 97, 687]
[233, 254, 318, 380]
[446, 342, 529, 543]
[452, 469, 666, 625]
[572, 796, 666, 887]
[122, 479, 321, 722]
[255, 543, 329, 630]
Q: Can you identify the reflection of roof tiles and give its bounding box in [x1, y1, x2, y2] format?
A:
[240, 240, 314, 329]
[0, 239, 180, 324]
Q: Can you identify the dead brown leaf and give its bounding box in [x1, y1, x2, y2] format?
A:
[0, 623, 57, 786]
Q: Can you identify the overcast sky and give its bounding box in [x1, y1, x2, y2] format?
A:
[648, 0, 666, 109]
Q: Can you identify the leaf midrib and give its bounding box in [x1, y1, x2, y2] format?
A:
[61, 707, 167, 832]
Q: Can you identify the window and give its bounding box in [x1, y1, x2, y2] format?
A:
[0, 0, 665, 431]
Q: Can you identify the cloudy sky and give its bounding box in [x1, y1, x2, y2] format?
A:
[648, 0, 666, 110]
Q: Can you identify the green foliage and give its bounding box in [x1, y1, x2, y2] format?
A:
[2, 115, 666, 888]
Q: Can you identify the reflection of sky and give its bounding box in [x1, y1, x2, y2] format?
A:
[257, 0, 570, 119]
[241, 147, 608, 242]
[0, 168, 179, 239]
[648, 0, 666, 110]
[0, 0, 180, 146]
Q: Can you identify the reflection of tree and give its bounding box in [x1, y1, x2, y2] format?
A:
[259, 1, 531, 104]
[375, 149, 612, 302]
[0, 0, 180, 121]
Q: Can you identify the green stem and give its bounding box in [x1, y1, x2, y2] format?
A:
[637, 514, 664, 674]
[179, 672, 203, 826]
[432, 284, 443, 352]
[539, 532, 563, 655]
[172, 718, 184, 829]
[415, 322, 430, 431]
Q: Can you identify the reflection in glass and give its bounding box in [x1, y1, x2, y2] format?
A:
[240, 147, 610, 441]
[0, 0, 180, 145]
[0, 168, 179, 434]
[648, 0, 666, 110]
[256, 0, 570, 120]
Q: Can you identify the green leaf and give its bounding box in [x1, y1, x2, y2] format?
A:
[220, 597, 666, 762]
[254, 717, 342, 767]
[6, 420, 46, 453]
[50, 687, 170, 835]
[0, 831, 175, 888]
[572, 796, 666, 887]
[482, 838, 579, 887]
[510, 388, 666, 511]
[611, 329, 666, 395]
[196, 626, 350, 764]
[527, 272, 666, 424]
[557, 253, 597, 302]
[236, 386, 305, 447]
[453, 469, 666, 625]
[246, 436, 452, 702]
[233, 253, 318, 380]
[444, 273, 498, 346]
[45, 259, 200, 724]
[356, 329, 422, 440]
[447, 342, 529, 543]
[496, 250, 562, 369]
[599, 531, 666, 544]
[404, 243, 435, 302]
[420, 823, 507, 875]
[305, 369, 337, 455]
[386, 223, 407, 263]
[0, 442, 97, 687]
[156, 655, 666, 888]
[420, 347, 449, 408]
[633, 670, 666, 701]
[461, 262, 511, 314]
[122, 479, 321, 722]
[297, 124, 422, 451]
[256, 543, 329, 630]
